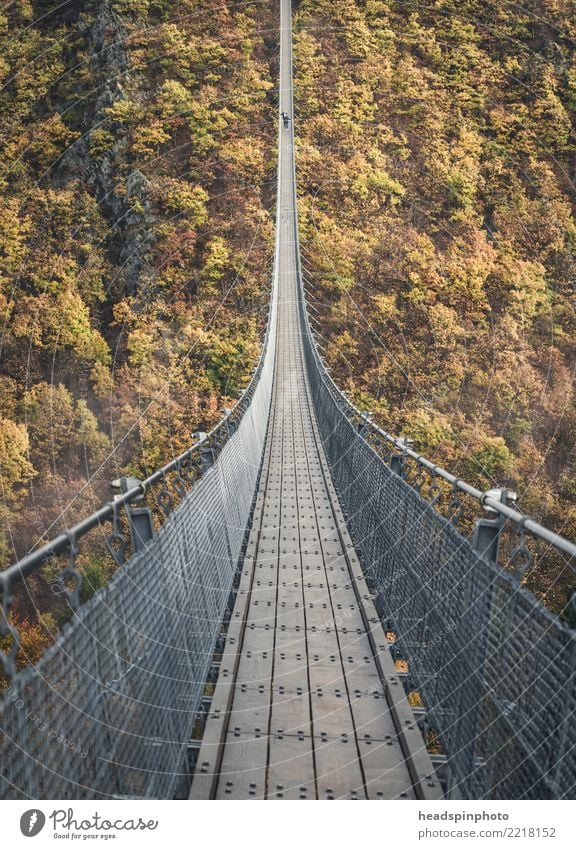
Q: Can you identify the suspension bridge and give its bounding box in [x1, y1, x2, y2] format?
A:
[1, 0, 575, 801]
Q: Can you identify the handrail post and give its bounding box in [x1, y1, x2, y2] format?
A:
[390, 436, 414, 477]
[472, 488, 517, 564]
[357, 410, 373, 438]
[192, 432, 214, 474]
[111, 476, 153, 553]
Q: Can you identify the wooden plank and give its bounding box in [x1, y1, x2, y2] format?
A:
[359, 738, 416, 800]
[270, 689, 311, 737]
[309, 689, 357, 740]
[308, 658, 349, 691]
[223, 686, 271, 731]
[267, 734, 316, 799]
[344, 691, 401, 741]
[313, 736, 366, 800]
[214, 733, 268, 799]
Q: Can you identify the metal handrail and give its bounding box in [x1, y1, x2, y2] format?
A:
[300, 289, 576, 559]
[2, 412, 235, 586]
[1, 226, 278, 595]
[289, 103, 576, 563]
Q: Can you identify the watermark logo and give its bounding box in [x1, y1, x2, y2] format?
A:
[20, 810, 46, 837]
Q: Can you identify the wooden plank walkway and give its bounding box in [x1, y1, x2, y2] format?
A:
[189, 0, 443, 801]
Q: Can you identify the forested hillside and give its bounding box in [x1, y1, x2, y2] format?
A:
[293, 0, 576, 610]
[0, 0, 277, 580]
[2, 0, 576, 653]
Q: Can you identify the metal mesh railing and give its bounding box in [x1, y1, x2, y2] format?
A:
[296, 276, 576, 799]
[0, 172, 279, 802]
[0, 336, 276, 798]
[287, 34, 576, 793]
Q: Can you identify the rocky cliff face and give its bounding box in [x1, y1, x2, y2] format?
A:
[59, 1, 153, 295]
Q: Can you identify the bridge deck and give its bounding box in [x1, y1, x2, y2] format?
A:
[189, 0, 441, 801]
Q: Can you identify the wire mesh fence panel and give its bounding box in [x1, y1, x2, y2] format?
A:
[300, 320, 576, 800]
[0, 316, 276, 800]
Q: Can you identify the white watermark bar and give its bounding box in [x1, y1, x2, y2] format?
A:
[1, 800, 574, 848]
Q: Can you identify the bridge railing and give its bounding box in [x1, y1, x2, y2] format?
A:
[289, 110, 576, 801]
[0, 327, 276, 798]
[0, 154, 280, 802]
